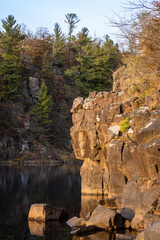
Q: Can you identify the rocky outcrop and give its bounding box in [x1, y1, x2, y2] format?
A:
[71, 91, 160, 194]
[70, 88, 160, 230]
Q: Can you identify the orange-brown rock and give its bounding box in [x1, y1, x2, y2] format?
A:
[28, 204, 68, 222]
[86, 205, 122, 230]
[70, 88, 160, 218]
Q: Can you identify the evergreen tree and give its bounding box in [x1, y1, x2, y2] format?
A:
[64, 13, 80, 40]
[31, 81, 53, 133]
[102, 35, 122, 70]
[0, 15, 25, 99]
[64, 13, 80, 67]
[76, 27, 91, 50]
[65, 37, 121, 96]
[52, 23, 66, 66]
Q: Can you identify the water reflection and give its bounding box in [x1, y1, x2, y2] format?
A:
[73, 231, 115, 240]
[80, 195, 101, 218]
[0, 164, 127, 240]
[28, 220, 69, 237]
[0, 163, 81, 240]
[28, 221, 45, 236]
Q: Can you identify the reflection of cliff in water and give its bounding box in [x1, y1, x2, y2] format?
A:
[73, 231, 115, 240]
[0, 164, 81, 239]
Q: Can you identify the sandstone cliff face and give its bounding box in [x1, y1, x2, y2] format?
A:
[70, 88, 160, 201]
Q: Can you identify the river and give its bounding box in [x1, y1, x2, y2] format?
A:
[0, 163, 118, 240]
[0, 163, 82, 239]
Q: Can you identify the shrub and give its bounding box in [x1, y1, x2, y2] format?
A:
[119, 117, 130, 133]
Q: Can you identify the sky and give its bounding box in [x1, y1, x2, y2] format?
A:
[0, 0, 133, 43]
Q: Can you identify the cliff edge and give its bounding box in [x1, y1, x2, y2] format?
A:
[70, 71, 160, 228]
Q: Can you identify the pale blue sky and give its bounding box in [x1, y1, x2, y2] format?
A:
[0, 0, 131, 42]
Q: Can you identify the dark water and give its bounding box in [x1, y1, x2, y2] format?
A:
[0, 163, 82, 240]
[0, 163, 121, 240]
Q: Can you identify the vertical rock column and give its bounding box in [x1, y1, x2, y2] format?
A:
[70, 92, 126, 197]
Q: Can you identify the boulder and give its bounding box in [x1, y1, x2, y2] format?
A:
[144, 222, 160, 240]
[120, 207, 135, 222]
[86, 205, 122, 230]
[66, 217, 86, 228]
[28, 204, 68, 222]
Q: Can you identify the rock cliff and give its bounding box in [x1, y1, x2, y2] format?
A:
[0, 74, 74, 162]
[70, 76, 160, 227]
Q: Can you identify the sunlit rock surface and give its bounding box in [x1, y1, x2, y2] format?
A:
[70, 86, 160, 230]
[86, 205, 122, 230]
[28, 203, 68, 221]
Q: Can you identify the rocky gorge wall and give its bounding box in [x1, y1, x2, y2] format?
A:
[0, 74, 74, 162]
[70, 81, 160, 228]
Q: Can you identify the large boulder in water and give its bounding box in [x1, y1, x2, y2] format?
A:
[28, 203, 68, 222]
[86, 205, 122, 230]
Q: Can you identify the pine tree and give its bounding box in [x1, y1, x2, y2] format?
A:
[64, 13, 80, 41]
[64, 13, 80, 67]
[31, 81, 53, 133]
[52, 23, 66, 66]
[65, 37, 121, 96]
[76, 27, 91, 50]
[0, 15, 25, 99]
[102, 35, 122, 70]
